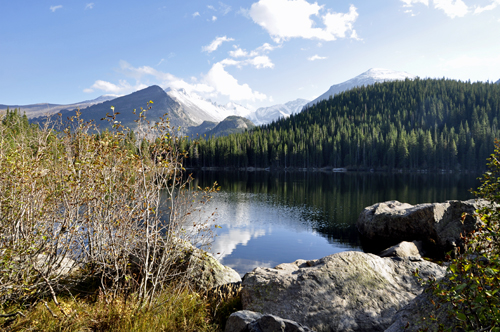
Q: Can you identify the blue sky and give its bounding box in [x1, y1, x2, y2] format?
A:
[1, 0, 499, 109]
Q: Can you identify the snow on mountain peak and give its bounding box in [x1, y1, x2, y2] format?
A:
[360, 68, 416, 81]
[164, 87, 252, 124]
[248, 98, 310, 125]
[305, 68, 416, 109]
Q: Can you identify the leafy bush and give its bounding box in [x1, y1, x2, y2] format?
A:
[425, 139, 500, 331]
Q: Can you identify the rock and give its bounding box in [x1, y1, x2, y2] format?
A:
[241, 251, 445, 332]
[35, 254, 79, 276]
[385, 289, 455, 332]
[357, 199, 487, 257]
[225, 310, 313, 332]
[180, 241, 242, 291]
[225, 310, 263, 332]
[379, 241, 424, 260]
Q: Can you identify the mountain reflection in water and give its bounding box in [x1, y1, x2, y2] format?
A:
[184, 171, 478, 276]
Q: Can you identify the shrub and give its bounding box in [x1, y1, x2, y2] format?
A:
[424, 139, 500, 331]
[0, 105, 217, 312]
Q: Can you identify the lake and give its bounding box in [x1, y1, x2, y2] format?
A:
[185, 171, 479, 276]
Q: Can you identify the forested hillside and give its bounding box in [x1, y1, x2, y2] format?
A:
[182, 78, 500, 171]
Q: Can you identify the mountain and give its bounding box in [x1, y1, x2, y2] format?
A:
[0, 94, 119, 119]
[304, 68, 416, 109]
[33, 85, 196, 131]
[186, 120, 218, 137]
[248, 99, 309, 125]
[203, 116, 255, 138]
[496, 78, 500, 84]
[165, 88, 252, 124]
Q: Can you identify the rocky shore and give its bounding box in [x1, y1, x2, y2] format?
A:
[220, 199, 484, 332]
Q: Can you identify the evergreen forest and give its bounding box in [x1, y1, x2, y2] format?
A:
[181, 78, 500, 172]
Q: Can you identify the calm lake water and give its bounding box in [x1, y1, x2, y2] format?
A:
[186, 171, 479, 276]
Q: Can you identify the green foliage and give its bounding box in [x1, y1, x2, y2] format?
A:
[185, 78, 500, 171]
[424, 140, 500, 331]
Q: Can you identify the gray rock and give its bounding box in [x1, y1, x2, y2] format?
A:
[241, 251, 445, 332]
[129, 238, 241, 291]
[225, 311, 313, 332]
[385, 289, 456, 332]
[357, 199, 488, 257]
[379, 241, 424, 260]
[182, 241, 242, 291]
[259, 314, 313, 332]
[225, 310, 263, 332]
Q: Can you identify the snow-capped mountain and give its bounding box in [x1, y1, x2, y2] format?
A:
[165, 88, 252, 124]
[304, 68, 416, 109]
[248, 98, 309, 125]
[0, 94, 120, 119]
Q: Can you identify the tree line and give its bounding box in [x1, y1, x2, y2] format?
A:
[180, 78, 500, 172]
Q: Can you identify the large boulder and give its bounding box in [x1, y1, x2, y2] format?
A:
[357, 199, 487, 257]
[241, 251, 445, 332]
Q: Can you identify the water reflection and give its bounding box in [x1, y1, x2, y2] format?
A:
[185, 171, 479, 276]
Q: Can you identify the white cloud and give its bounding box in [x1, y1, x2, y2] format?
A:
[203, 63, 267, 101]
[85, 3, 94, 10]
[220, 55, 274, 69]
[255, 43, 276, 53]
[118, 61, 214, 94]
[157, 58, 165, 66]
[193, 11, 200, 17]
[207, 5, 216, 10]
[219, 2, 232, 15]
[220, 58, 242, 67]
[212, 15, 218, 21]
[85, 60, 267, 103]
[229, 43, 278, 58]
[50, 5, 62, 12]
[322, 5, 359, 39]
[308, 55, 327, 61]
[202, 36, 234, 53]
[400, 0, 428, 15]
[237, 7, 251, 18]
[229, 47, 249, 58]
[84, 80, 145, 94]
[85, 61, 214, 96]
[433, 0, 468, 18]
[400, 0, 429, 6]
[350, 29, 362, 40]
[248, 0, 360, 42]
[247, 55, 274, 69]
[474, 0, 500, 14]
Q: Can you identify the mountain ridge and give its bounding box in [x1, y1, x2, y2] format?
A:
[304, 68, 416, 109]
[0, 94, 119, 119]
[32, 85, 196, 131]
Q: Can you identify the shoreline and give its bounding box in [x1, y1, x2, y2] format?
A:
[185, 166, 481, 174]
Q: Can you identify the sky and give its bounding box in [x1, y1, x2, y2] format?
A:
[1, 0, 500, 109]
